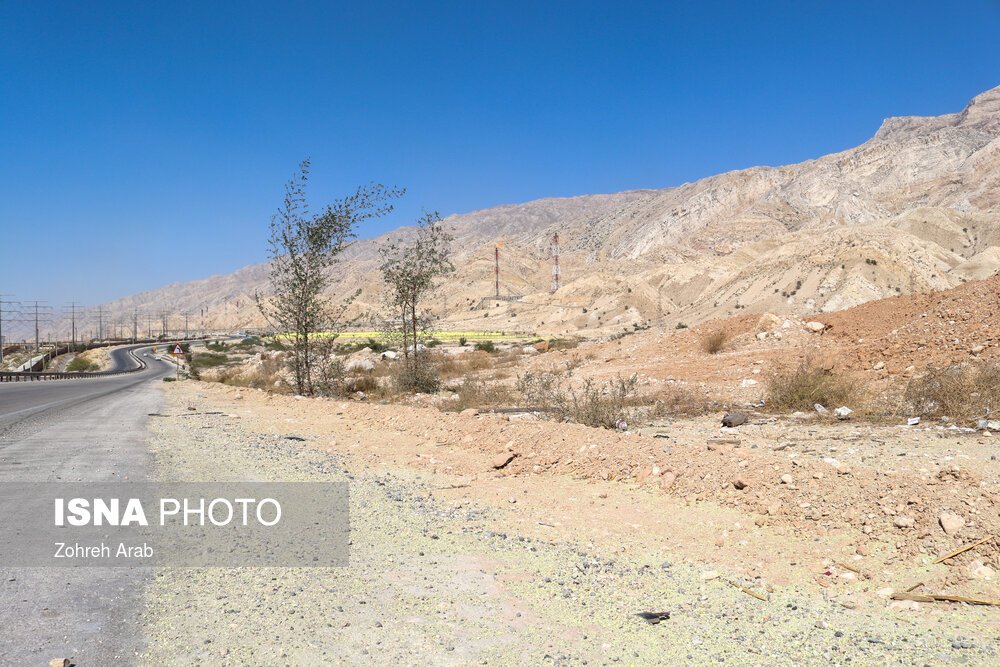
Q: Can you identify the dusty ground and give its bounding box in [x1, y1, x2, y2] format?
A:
[138, 379, 1000, 665]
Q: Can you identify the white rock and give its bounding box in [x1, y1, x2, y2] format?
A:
[780, 474, 793, 485]
[805, 321, 826, 332]
[893, 516, 915, 528]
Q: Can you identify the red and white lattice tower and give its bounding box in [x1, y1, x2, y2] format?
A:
[550, 232, 560, 293]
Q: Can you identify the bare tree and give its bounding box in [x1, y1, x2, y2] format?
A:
[379, 212, 454, 387]
[256, 159, 402, 394]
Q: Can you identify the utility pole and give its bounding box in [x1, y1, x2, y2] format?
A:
[66, 301, 79, 350]
[184, 312, 189, 339]
[23, 301, 52, 352]
[0, 295, 18, 364]
[96, 305, 105, 342]
[133, 309, 138, 343]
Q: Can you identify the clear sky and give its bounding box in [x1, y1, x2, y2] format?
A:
[1, 1, 998, 309]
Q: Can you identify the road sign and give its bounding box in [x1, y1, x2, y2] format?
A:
[171, 343, 184, 356]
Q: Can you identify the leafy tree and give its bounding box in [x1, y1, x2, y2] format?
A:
[379, 212, 454, 384]
[256, 159, 402, 395]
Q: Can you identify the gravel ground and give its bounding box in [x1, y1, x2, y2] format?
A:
[138, 385, 1000, 666]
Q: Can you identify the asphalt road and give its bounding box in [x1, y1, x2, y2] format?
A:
[0, 346, 172, 665]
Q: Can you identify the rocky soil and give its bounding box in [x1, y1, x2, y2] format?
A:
[138, 380, 1000, 665]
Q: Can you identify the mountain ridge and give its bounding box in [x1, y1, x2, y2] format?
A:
[31, 85, 1000, 340]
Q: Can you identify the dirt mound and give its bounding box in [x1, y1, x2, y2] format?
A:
[817, 271, 1000, 373]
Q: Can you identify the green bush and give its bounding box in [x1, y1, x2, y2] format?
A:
[66, 356, 99, 372]
[474, 340, 496, 353]
[458, 336, 467, 347]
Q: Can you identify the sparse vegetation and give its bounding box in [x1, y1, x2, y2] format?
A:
[903, 362, 1000, 424]
[765, 361, 859, 412]
[700, 329, 728, 354]
[379, 211, 454, 378]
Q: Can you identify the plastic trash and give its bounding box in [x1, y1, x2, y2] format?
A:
[834, 407, 853, 417]
[907, 417, 920, 426]
[814, 404, 828, 414]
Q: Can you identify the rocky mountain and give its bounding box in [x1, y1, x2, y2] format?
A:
[42, 85, 1000, 339]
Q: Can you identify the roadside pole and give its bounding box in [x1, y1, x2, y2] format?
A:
[171, 342, 184, 379]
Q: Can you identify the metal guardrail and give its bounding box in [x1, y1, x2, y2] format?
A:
[0, 347, 148, 382]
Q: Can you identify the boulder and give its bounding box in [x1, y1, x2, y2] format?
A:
[491, 452, 516, 469]
[721, 412, 747, 428]
[938, 512, 965, 536]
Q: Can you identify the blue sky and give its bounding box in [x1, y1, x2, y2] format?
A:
[1, 1, 998, 309]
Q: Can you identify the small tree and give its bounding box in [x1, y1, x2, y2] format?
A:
[379, 212, 454, 383]
[256, 159, 402, 395]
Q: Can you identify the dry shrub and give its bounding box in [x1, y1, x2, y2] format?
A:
[441, 376, 515, 412]
[700, 329, 728, 354]
[645, 385, 710, 418]
[765, 361, 860, 412]
[903, 362, 1000, 423]
[515, 372, 640, 429]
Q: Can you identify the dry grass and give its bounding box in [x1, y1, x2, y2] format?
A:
[903, 362, 1000, 424]
[765, 361, 861, 412]
[700, 329, 729, 354]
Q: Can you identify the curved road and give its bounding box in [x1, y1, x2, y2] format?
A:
[0, 345, 173, 665]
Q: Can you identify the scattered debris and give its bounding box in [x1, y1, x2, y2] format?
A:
[727, 580, 767, 601]
[814, 404, 828, 414]
[890, 592, 1000, 606]
[906, 417, 920, 426]
[933, 535, 997, 564]
[833, 406, 853, 417]
[636, 611, 671, 624]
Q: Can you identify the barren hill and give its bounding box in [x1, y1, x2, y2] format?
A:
[49, 85, 1000, 340]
